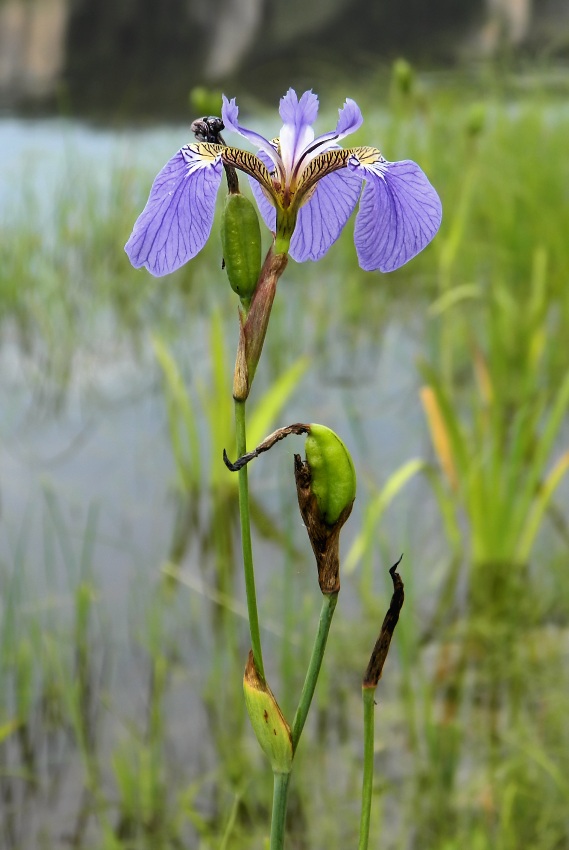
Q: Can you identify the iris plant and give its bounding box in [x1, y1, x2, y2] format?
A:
[125, 89, 442, 276]
[126, 90, 434, 850]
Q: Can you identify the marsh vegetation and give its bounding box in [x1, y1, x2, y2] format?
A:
[1, 69, 569, 848]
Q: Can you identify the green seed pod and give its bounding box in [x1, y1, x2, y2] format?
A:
[221, 192, 262, 304]
[305, 424, 357, 527]
[243, 651, 293, 774]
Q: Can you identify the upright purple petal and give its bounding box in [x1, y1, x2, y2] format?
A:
[125, 146, 223, 276]
[289, 169, 362, 262]
[293, 98, 364, 170]
[350, 158, 442, 272]
[335, 98, 363, 137]
[278, 89, 318, 174]
[279, 88, 319, 127]
[222, 95, 282, 174]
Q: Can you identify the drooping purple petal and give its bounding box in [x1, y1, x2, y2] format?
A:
[222, 95, 282, 174]
[350, 158, 442, 272]
[289, 168, 362, 262]
[278, 89, 318, 174]
[125, 146, 223, 276]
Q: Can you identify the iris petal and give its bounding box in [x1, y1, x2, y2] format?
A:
[351, 158, 442, 272]
[248, 177, 277, 232]
[247, 146, 278, 230]
[125, 146, 223, 277]
[278, 89, 318, 173]
[290, 98, 364, 177]
[222, 95, 283, 174]
[335, 98, 363, 137]
[289, 169, 362, 262]
[279, 88, 319, 127]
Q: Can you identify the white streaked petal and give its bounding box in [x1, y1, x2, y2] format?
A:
[278, 89, 318, 173]
[125, 146, 223, 276]
[351, 158, 442, 272]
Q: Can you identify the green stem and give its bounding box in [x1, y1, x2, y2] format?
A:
[291, 592, 338, 751]
[270, 772, 291, 850]
[358, 686, 376, 850]
[235, 398, 265, 680]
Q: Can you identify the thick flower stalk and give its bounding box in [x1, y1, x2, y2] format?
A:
[125, 88, 442, 277]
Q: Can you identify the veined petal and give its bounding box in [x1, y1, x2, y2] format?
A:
[335, 98, 363, 137]
[295, 145, 376, 201]
[289, 169, 362, 262]
[222, 95, 283, 176]
[279, 88, 319, 127]
[220, 145, 275, 198]
[292, 98, 364, 178]
[350, 157, 442, 272]
[125, 145, 223, 276]
[249, 174, 277, 231]
[309, 98, 363, 153]
[247, 145, 278, 230]
[278, 89, 318, 174]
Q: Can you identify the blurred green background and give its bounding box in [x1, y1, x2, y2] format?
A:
[1, 2, 569, 849]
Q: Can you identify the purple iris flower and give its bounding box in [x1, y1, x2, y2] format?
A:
[125, 89, 442, 277]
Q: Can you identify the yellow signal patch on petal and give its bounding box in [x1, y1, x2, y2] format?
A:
[220, 146, 275, 195]
[348, 146, 384, 165]
[186, 142, 225, 161]
[296, 146, 382, 200]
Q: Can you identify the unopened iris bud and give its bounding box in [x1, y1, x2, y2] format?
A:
[305, 424, 357, 526]
[222, 422, 356, 592]
[295, 424, 356, 594]
[221, 192, 262, 308]
[243, 651, 293, 774]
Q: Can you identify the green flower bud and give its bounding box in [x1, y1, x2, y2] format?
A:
[221, 192, 262, 307]
[392, 58, 414, 96]
[221, 422, 356, 594]
[305, 424, 357, 526]
[295, 425, 356, 594]
[243, 651, 293, 774]
[189, 86, 223, 117]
